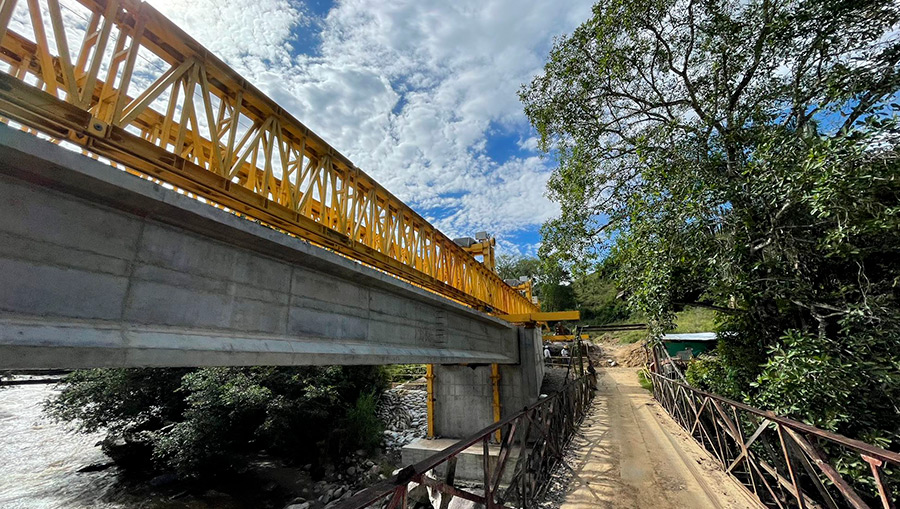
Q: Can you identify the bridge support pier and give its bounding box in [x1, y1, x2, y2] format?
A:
[402, 326, 543, 480]
[430, 326, 544, 438]
[418, 327, 544, 438]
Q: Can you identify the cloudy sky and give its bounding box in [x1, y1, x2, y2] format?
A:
[141, 0, 594, 255]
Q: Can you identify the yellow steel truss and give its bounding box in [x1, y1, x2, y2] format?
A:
[0, 0, 538, 315]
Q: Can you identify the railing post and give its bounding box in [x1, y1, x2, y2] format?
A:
[438, 456, 457, 509]
[483, 436, 493, 508]
[862, 455, 896, 509]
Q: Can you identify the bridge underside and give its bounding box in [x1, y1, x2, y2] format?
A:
[0, 126, 520, 369]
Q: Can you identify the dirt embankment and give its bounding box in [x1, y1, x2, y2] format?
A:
[590, 335, 648, 368]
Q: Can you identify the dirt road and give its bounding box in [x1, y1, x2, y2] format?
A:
[547, 368, 761, 508]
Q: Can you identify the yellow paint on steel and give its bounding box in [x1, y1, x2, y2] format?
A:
[490, 363, 501, 442]
[499, 311, 580, 323]
[510, 279, 534, 303]
[426, 364, 435, 438]
[545, 334, 590, 342]
[0, 0, 538, 317]
[460, 237, 496, 273]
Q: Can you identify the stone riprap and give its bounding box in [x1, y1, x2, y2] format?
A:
[376, 386, 428, 451]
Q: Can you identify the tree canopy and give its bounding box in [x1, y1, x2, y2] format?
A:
[522, 0, 900, 469]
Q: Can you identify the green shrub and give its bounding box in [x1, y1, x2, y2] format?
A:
[341, 391, 384, 454]
[44, 368, 190, 433]
[47, 365, 389, 479]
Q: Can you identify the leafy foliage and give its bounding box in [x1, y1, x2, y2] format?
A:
[496, 255, 542, 282]
[522, 0, 900, 485]
[571, 271, 630, 324]
[495, 254, 578, 311]
[47, 366, 388, 479]
[343, 391, 384, 454]
[44, 368, 190, 433]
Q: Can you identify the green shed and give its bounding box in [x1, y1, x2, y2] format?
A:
[662, 333, 717, 359]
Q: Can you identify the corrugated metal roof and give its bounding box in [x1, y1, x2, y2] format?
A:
[662, 332, 717, 341]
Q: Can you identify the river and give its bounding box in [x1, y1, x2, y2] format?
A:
[0, 379, 365, 508]
[0, 381, 134, 508]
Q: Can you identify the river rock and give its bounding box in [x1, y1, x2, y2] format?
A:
[76, 462, 114, 473]
[148, 472, 178, 487]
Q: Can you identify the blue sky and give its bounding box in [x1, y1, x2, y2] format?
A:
[141, 0, 596, 256]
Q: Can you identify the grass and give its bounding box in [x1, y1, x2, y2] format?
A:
[617, 328, 651, 344]
[603, 306, 717, 344]
[637, 369, 653, 392]
[672, 306, 717, 333]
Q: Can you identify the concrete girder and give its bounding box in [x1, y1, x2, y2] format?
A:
[0, 126, 519, 369]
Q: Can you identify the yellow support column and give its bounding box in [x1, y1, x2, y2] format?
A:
[491, 363, 501, 442]
[426, 364, 435, 438]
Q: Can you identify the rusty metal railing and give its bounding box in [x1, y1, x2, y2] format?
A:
[335, 375, 595, 509]
[0, 0, 538, 316]
[647, 359, 899, 508]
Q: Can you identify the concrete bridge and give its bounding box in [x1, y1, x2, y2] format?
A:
[0, 0, 555, 464]
[0, 125, 543, 437]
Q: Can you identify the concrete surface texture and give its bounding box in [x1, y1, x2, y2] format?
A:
[401, 438, 518, 485]
[549, 368, 762, 509]
[0, 125, 519, 369]
[432, 327, 544, 437]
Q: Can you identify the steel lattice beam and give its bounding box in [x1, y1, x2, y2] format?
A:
[0, 0, 539, 316]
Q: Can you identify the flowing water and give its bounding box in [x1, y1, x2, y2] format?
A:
[0, 380, 128, 508]
[0, 380, 312, 508]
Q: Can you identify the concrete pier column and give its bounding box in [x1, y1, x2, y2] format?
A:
[431, 326, 544, 438]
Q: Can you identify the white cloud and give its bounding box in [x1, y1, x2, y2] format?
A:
[148, 0, 304, 67]
[517, 136, 540, 152]
[146, 0, 594, 243]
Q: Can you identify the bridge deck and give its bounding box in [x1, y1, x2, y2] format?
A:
[551, 369, 761, 508]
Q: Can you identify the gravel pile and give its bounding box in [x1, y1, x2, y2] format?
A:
[376, 386, 428, 451]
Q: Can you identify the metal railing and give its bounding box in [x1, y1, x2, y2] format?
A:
[0, 0, 538, 316]
[336, 375, 595, 509]
[647, 368, 899, 509]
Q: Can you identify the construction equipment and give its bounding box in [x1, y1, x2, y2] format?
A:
[0, 0, 537, 318]
[545, 334, 589, 342]
[580, 323, 647, 332]
[453, 231, 496, 272]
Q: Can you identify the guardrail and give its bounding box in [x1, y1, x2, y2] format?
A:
[0, 0, 537, 315]
[647, 369, 899, 508]
[335, 375, 595, 509]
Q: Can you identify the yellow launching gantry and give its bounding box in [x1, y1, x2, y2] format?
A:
[0, 0, 538, 319]
[453, 232, 496, 272]
[453, 232, 539, 307]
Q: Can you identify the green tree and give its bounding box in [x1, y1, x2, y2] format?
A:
[496, 254, 541, 282]
[47, 366, 388, 479]
[495, 254, 571, 310]
[522, 0, 900, 477]
[572, 271, 629, 324]
[44, 368, 190, 433]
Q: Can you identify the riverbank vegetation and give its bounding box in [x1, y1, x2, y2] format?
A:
[521, 0, 900, 491]
[46, 366, 388, 480]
